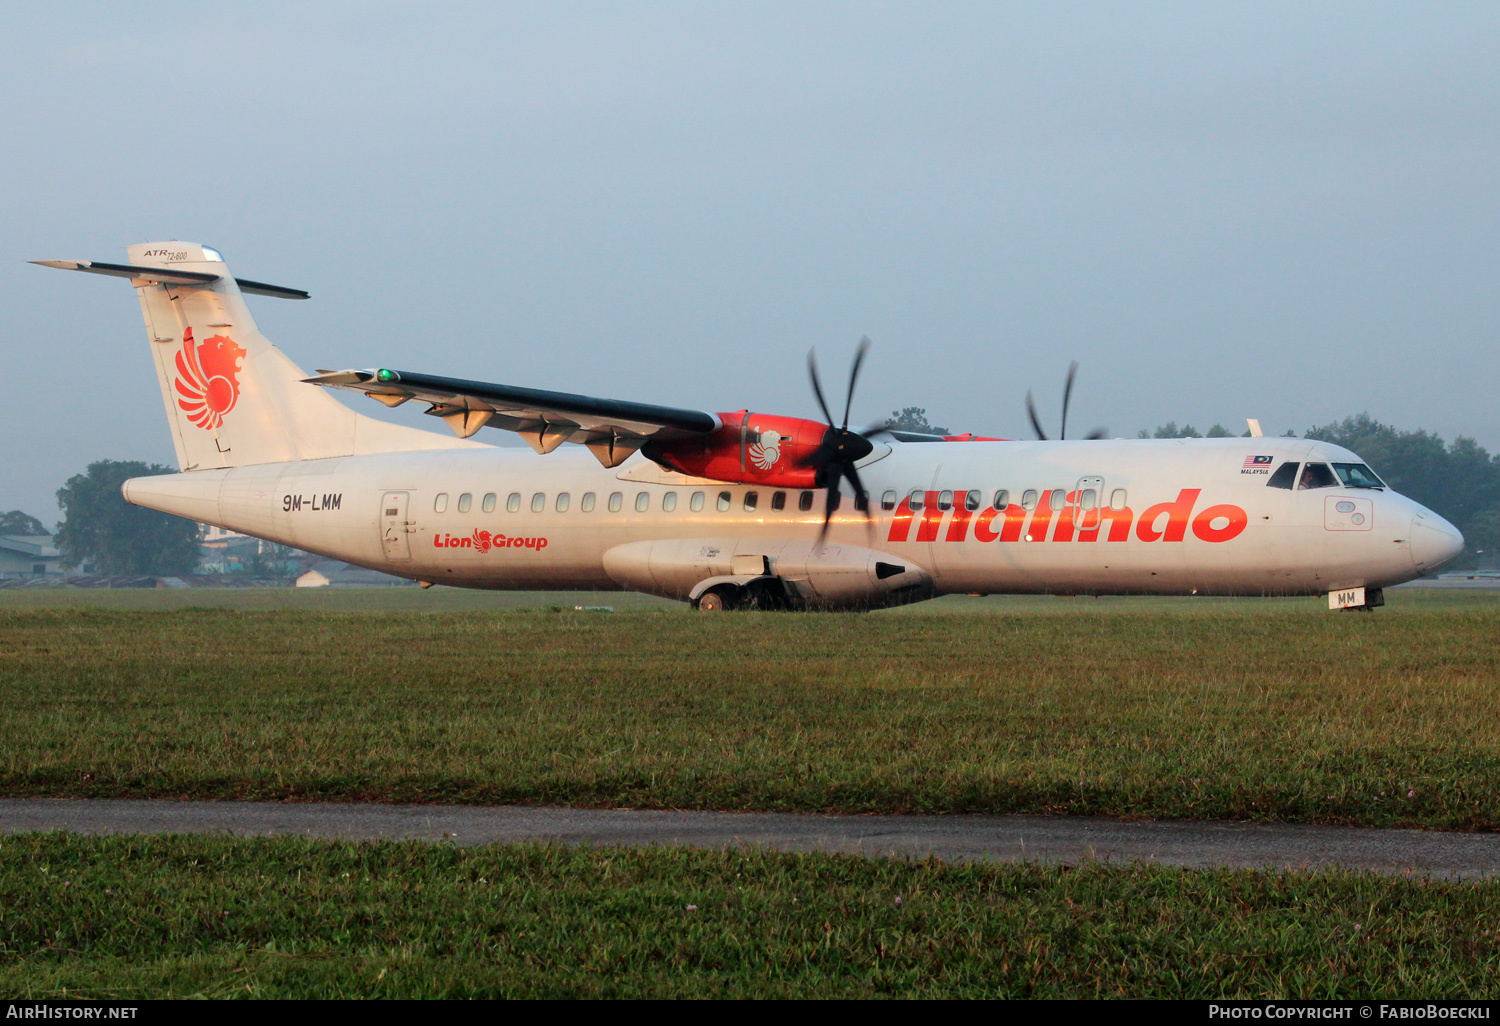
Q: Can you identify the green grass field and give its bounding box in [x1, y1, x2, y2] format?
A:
[2, 588, 1497, 827]
[4, 833, 1499, 999]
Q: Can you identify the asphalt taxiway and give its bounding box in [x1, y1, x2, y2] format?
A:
[3, 800, 1498, 879]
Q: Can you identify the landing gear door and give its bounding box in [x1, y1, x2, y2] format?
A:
[380, 491, 412, 561]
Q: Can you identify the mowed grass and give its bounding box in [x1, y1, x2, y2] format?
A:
[4, 833, 1500, 999]
[1, 590, 1498, 827]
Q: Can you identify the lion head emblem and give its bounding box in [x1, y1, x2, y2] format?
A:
[749, 428, 783, 471]
[174, 327, 247, 431]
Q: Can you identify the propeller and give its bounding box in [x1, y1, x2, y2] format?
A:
[1025, 361, 1107, 441]
[795, 337, 890, 541]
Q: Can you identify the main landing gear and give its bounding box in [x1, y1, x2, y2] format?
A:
[692, 580, 793, 612]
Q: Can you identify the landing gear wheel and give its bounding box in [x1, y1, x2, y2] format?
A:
[696, 588, 733, 612]
[743, 579, 790, 611]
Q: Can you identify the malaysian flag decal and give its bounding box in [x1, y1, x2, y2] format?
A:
[1243, 455, 1274, 468]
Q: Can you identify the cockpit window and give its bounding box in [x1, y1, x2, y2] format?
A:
[1267, 462, 1299, 490]
[1298, 462, 1338, 490]
[1331, 463, 1385, 489]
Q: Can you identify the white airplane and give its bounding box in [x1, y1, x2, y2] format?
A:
[35, 242, 1464, 611]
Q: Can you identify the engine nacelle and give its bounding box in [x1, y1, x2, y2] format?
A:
[642, 411, 830, 487]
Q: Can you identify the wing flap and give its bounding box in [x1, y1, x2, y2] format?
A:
[305, 368, 720, 464]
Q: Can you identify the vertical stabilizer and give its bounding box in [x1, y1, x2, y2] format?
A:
[40, 242, 482, 470]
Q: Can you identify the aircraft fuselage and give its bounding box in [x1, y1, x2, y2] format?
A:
[123, 435, 1462, 608]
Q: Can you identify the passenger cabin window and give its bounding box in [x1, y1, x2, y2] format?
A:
[458, 493, 472, 513]
[662, 492, 678, 512]
[880, 490, 897, 511]
[1110, 489, 1127, 510]
[937, 490, 953, 511]
[744, 491, 758, 512]
[772, 491, 787, 511]
[1267, 462, 1299, 490]
[555, 493, 570, 512]
[506, 492, 521, 512]
[690, 491, 705, 512]
[908, 489, 924, 511]
[717, 492, 732, 512]
[1332, 463, 1385, 489]
[1080, 489, 1097, 510]
[799, 491, 814, 512]
[434, 493, 449, 513]
[635, 492, 650, 512]
[531, 492, 545, 512]
[1049, 488, 1066, 511]
[1298, 462, 1338, 490]
[581, 492, 596, 512]
[482, 493, 496, 513]
[965, 490, 981, 511]
[1021, 489, 1038, 511]
[608, 492, 623, 512]
[993, 489, 1009, 510]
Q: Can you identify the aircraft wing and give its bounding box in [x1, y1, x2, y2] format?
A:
[305, 368, 721, 467]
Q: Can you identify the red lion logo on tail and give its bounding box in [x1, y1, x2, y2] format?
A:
[175, 328, 246, 430]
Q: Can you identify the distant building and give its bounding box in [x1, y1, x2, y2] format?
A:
[199, 525, 263, 572]
[296, 559, 415, 588]
[0, 535, 63, 579]
[199, 525, 302, 576]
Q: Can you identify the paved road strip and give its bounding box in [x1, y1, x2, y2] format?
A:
[3, 800, 1498, 879]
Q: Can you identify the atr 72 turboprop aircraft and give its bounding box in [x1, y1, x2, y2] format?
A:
[36, 242, 1464, 611]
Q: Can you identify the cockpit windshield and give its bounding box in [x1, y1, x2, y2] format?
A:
[1297, 462, 1338, 490]
[1331, 463, 1385, 489]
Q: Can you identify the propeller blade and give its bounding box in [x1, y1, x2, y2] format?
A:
[859, 420, 896, 439]
[1025, 390, 1048, 440]
[1061, 360, 1079, 441]
[792, 437, 837, 470]
[807, 350, 836, 427]
[817, 471, 843, 543]
[841, 336, 871, 431]
[842, 462, 871, 518]
[1086, 428, 1108, 440]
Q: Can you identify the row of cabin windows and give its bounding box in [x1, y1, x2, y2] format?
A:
[877, 488, 1127, 513]
[434, 487, 1130, 516]
[432, 489, 825, 515]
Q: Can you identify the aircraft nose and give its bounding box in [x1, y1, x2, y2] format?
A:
[1411, 511, 1465, 573]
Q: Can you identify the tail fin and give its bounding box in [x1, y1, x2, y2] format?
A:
[36, 242, 481, 470]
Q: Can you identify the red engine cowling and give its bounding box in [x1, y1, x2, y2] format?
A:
[642, 411, 832, 487]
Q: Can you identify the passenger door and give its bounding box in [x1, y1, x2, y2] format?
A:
[380, 491, 413, 560]
[1072, 475, 1104, 535]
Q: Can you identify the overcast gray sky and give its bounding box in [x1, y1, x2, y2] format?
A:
[4, 2, 1498, 524]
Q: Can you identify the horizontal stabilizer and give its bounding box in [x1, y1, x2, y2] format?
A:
[232, 278, 310, 300]
[31, 260, 307, 299]
[305, 367, 720, 465]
